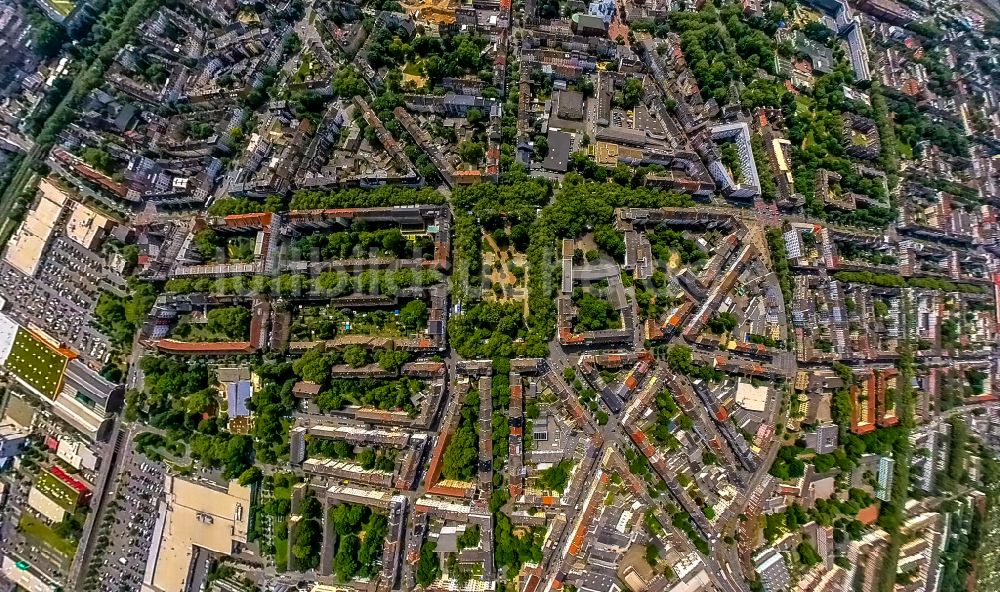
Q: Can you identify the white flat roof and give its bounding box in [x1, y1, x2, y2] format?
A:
[0, 313, 19, 366]
[65, 201, 111, 250]
[147, 476, 252, 592]
[3, 180, 68, 277]
[735, 380, 768, 413]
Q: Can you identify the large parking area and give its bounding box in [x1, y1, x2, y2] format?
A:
[88, 451, 165, 592]
[0, 216, 127, 366]
[39, 236, 125, 310]
[0, 261, 112, 364]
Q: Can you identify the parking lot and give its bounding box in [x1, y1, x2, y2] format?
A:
[0, 259, 113, 364]
[0, 208, 129, 367]
[87, 451, 165, 592]
[37, 235, 116, 309]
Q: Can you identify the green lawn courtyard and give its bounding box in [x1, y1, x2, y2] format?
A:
[18, 513, 77, 557]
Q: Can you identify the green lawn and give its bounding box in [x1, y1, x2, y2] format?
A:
[291, 307, 409, 340]
[170, 317, 223, 342]
[347, 316, 405, 337]
[273, 486, 290, 501]
[46, 0, 75, 16]
[19, 513, 77, 557]
[170, 309, 249, 342]
[897, 139, 914, 160]
[794, 94, 812, 114]
[802, 129, 817, 150]
[292, 53, 318, 84]
[274, 534, 288, 571]
[226, 237, 256, 262]
[6, 328, 68, 399]
[401, 61, 423, 76]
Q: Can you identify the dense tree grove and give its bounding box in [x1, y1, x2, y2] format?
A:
[668, 4, 783, 104]
[30, 15, 66, 59]
[751, 134, 778, 201]
[205, 307, 252, 340]
[889, 95, 969, 159]
[593, 224, 626, 262]
[938, 501, 984, 592]
[525, 177, 692, 355]
[707, 312, 738, 335]
[448, 301, 528, 359]
[572, 291, 620, 332]
[326, 503, 388, 581]
[767, 230, 794, 307]
[832, 271, 985, 294]
[495, 513, 543, 572]
[399, 300, 429, 331]
[291, 225, 432, 261]
[942, 416, 969, 491]
[332, 65, 368, 99]
[648, 390, 685, 450]
[291, 492, 323, 570]
[307, 437, 397, 471]
[316, 377, 424, 414]
[664, 344, 724, 382]
[415, 540, 441, 586]
[457, 524, 481, 549]
[441, 391, 480, 481]
[93, 282, 157, 347]
[538, 460, 574, 493]
[193, 229, 223, 261]
[289, 186, 444, 209]
[647, 226, 706, 265]
[671, 510, 709, 554]
[490, 358, 511, 474]
[293, 346, 335, 384]
[164, 268, 444, 298]
[250, 362, 299, 464]
[452, 211, 483, 303]
[208, 195, 286, 216]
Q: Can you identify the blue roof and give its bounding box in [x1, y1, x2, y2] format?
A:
[227, 380, 253, 417]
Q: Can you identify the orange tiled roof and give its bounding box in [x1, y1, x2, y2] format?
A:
[154, 340, 254, 353]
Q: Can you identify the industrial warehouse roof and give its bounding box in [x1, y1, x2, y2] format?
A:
[1, 326, 71, 400]
[3, 180, 68, 277]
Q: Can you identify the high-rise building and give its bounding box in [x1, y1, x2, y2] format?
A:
[754, 547, 791, 592]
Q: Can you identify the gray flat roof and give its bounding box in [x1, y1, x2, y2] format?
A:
[542, 130, 573, 173]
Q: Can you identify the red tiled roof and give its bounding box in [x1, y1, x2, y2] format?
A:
[224, 212, 273, 227]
